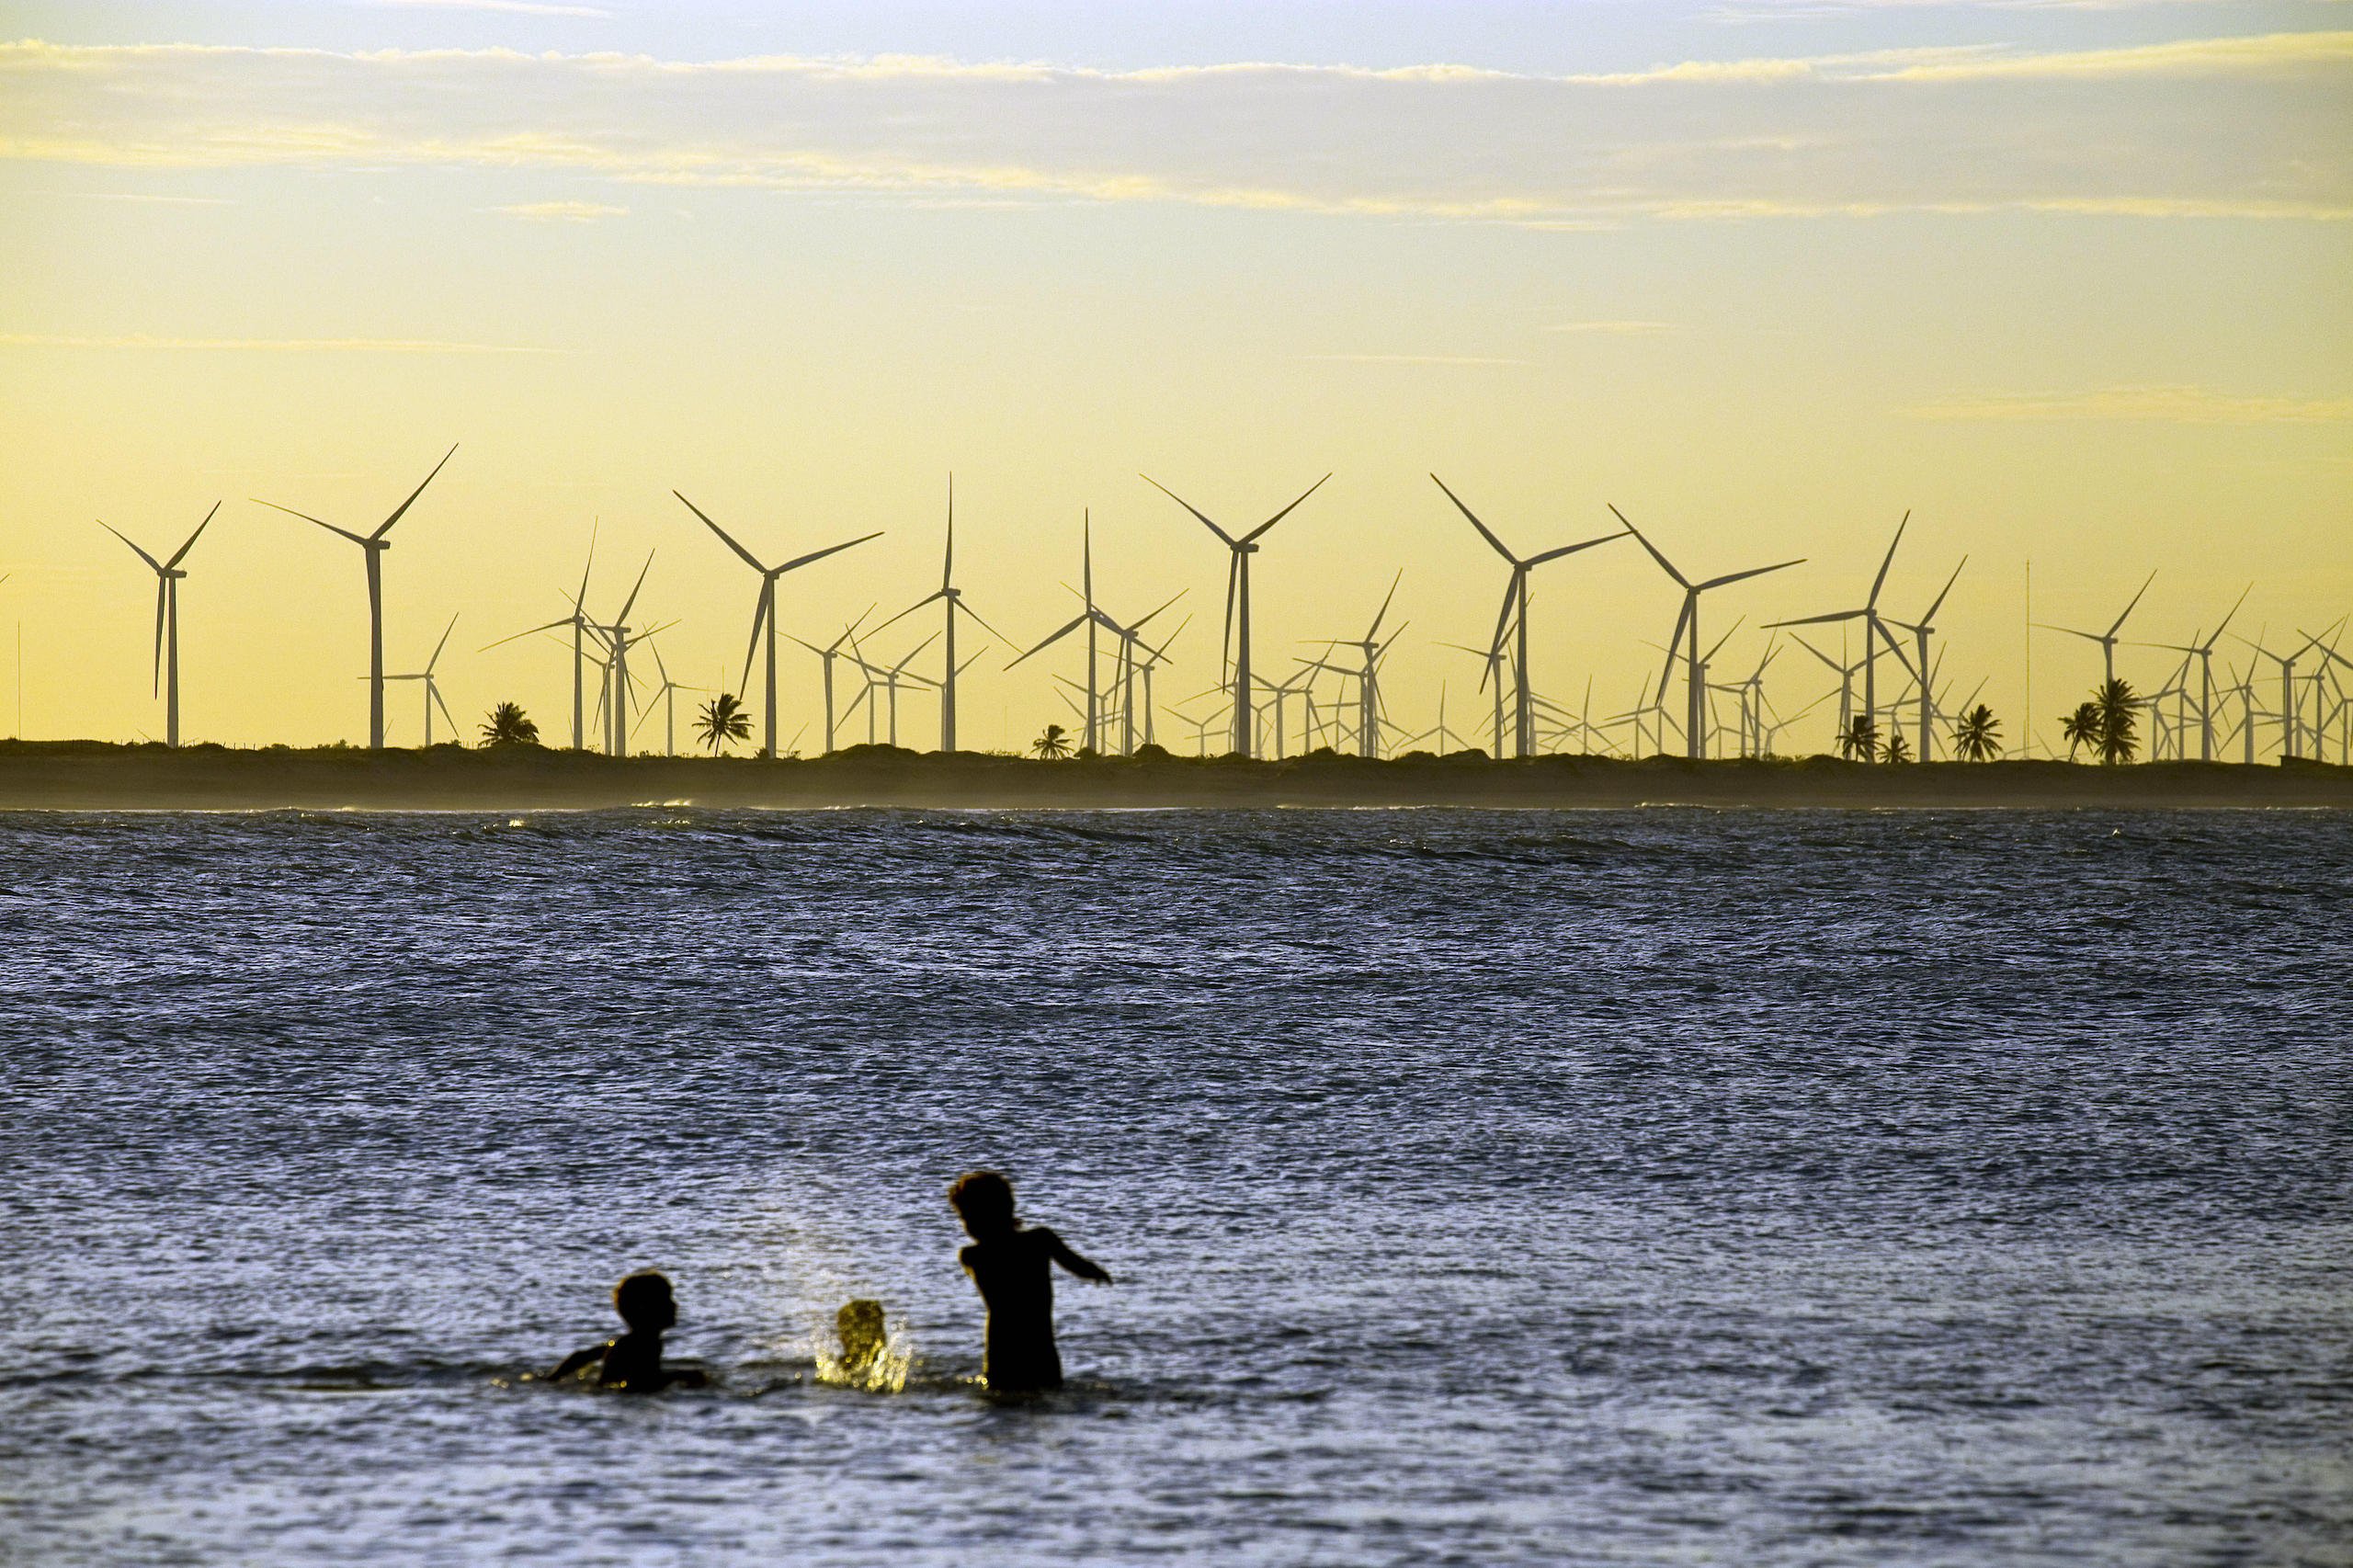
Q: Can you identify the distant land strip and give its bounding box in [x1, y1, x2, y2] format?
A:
[1, 742, 2347, 811]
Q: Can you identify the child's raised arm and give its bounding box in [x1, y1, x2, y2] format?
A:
[1038, 1227, 1114, 1284]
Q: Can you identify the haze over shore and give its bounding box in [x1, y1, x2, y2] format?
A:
[5, 741, 2347, 812]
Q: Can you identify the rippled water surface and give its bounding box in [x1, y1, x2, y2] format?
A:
[5, 808, 2350, 1566]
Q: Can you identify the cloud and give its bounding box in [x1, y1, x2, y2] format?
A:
[0, 35, 2344, 225]
[1903, 385, 2353, 423]
[1546, 320, 1688, 335]
[0, 333, 558, 353]
[494, 199, 627, 221]
[1305, 354, 1535, 366]
[374, 0, 611, 16]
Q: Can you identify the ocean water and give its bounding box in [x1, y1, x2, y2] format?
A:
[3, 807, 2348, 1567]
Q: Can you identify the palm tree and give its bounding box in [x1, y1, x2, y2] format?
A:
[1031, 723, 1073, 759]
[2095, 677, 2140, 765]
[697, 692, 752, 755]
[479, 701, 540, 747]
[1881, 729, 1912, 764]
[1951, 703, 2003, 761]
[1837, 714, 1878, 760]
[2061, 700, 2101, 760]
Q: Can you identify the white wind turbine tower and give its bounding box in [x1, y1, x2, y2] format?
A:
[673, 491, 881, 759]
[1128, 616, 1186, 751]
[787, 610, 874, 756]
[2132, 585, 2249, 762]
[255, 444, 458, 750]
[97, 502, 218, 748]
[634, 642, 705, 757]
[870, 476, 1006, 754]
[592, 553, 658, 756]
[1788, 631, 1868, 744]
[1613, 505, 1804, 761]
[1309, 571, 1407, 759]
[377, 613, 460, 745]
[846, 632, 940, 747]
[1143, 472, 1329, 759]
[2233, 628, 2323, 760]
[2040, 570, 2157, 688]
[481, 525, 599, 751]
[1762, 512, 1910, 758]
[1006, 518, 1115, 751]
[1883, 557, 1965, 763]
[1438, 642, 1509, 757]
[1431, 475, 1626, 759]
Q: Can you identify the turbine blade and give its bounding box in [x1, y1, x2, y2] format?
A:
[1428, 474, 1520, 564]
[2108, 569, 2158, 637]
[943, 473, 955, 593]
[151, 580, 167, 698]
[2207, 583, 2252, 648]
[1698, 559, 1804, 593]
[1867, 510, 1909, 608]
[773, 531, 883, 576]
[740, 586, 770, 697]
[1607, 505, 1691, 588]
[254, 499, 369, 546]
[616, 551, 654, 624]
[1659, 596, 1694, 700]
[1367, 569, 1403, 642]
[372, 443, 459, 540]
[870, 590, 946, 637]
[426, 611, 460, 674]
[1921, 555, 1966, 624]
[675, 491, 770, 572]
[480, 617, 574, 651]
[1525, 529, 1630, 567]
[574, 517, 598, 608]
[98, 521, 166, 574]
[431, 683, 458, 735]
[1006, 615, 1087, 669]
[1239, 473, 1331, 545]
[164, 501, 222, 570]
[1141, 476, 1238, 546]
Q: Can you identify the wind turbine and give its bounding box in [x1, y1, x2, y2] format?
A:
[256, 444, 458, 749]
[1788, 631, 1868, 744]
[481, 524, 598, 751]
[97, 502, 219, 747]
[2040, 571, 2157, 688]
[1438, 642, 1508, 757]
[1762, 512, 1910, 760]
[634, 642, 705, 757]
[787, 609, 874, 756]
[1309, 570, 1408, 759]
[1006, 517, 1115, 752]
[1430, 476, 1626, 758]
[2132, 585, 2250, 762]
[1614, 505, 1804, 761]
[590, 552, 656, 756]
[871, 476, 1006, 754]
[1883, 557, 1966, 764]
[673, 491, 881, 758]
[2233, 627, 2327, 761]
[377, 612, 460, 746]
[1142, 472, 1329, 758]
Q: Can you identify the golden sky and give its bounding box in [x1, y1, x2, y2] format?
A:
[2, 1, 2347, 756]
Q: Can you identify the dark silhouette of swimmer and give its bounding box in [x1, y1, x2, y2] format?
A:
[948, 1170, 1111, 1392]
[836, 1298, 888, 1376]
[547, 1270, 708, 1392]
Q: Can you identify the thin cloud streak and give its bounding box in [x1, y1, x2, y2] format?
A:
[495, 199, 628, 221]
[0, 333, 560, 353]
[1903, 385, 2353, 423]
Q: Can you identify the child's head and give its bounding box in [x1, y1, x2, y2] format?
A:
[947, 1169, 1017, 1238]
[836, 1298, 886, 1369]
[613, 1270, 677, 1334]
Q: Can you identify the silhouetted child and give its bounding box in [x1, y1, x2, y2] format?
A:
[547, 1269, 708, 1392]
[835, 1298, 888, 1377]
[947, 1170, 1111, 1392]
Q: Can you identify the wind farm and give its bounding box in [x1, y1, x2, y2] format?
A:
[17, 457, 2353, 804]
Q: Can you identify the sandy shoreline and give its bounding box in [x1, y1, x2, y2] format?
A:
[3, 740, 2348, 811]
